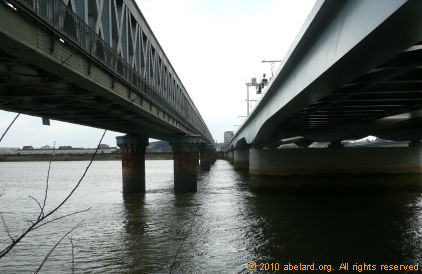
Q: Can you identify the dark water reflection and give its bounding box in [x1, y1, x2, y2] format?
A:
[1, 160, 422, 273]
[251, 192, 422, 265]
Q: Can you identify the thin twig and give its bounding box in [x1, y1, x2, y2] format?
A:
[0, 113, 21, 144]
[28, 195, 43, 212]
[0, 212, 14, 243]
[33, 221, 83, 274]
[169, 204, 199, 274]
[0, 130, 106, 259]
[41, 130, 106, 220]
[69, 236, 80, 274]
[39, 142, 56, 220]
[33, 208, 91, 231]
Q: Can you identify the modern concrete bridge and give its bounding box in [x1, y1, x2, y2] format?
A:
[225, 0, 422, 190]
[0, 0, 215, 193]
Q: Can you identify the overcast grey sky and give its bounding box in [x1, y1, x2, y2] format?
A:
[0, 0, 316, 148]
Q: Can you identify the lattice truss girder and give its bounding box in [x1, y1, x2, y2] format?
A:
[56, 0, 209, 140]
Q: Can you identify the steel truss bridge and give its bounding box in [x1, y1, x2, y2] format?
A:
[0, 0, 214, 145]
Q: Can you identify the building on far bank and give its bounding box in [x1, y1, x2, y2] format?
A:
[1, 146, 119, 155]
[22, 146, 33, 150]
[0, 147, 19, 154]
[146, 141, 172, 153]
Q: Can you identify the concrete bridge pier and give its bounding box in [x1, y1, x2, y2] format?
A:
[226, 150, 234, 164]
[210, 150, 217, 164]
[195, 150, 200, 169]
[249, 146, 422, 191]
[234, 148, 249, 170]
[199, 145, 213, 171]
[410, 140, 422, 147]
[116, 135, 149, 194]
[171, 137, 201, 193]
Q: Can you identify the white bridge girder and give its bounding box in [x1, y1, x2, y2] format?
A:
[228, 0, 422, 150]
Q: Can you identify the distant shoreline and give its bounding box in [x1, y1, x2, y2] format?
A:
[0, 153, 173, 162]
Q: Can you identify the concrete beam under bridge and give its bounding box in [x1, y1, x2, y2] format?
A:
[247, 146, 422, 191]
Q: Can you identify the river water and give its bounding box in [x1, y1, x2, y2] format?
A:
[1, 160, 422, 273]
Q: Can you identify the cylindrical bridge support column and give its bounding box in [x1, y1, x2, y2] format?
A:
[212, 152, 217, 164]
[116, 135, 149, 194]
[226, 150, 234, 164]
[234, 149, 249, 170]
[171, 138, 201, 193]
[200, 145, 213, 171]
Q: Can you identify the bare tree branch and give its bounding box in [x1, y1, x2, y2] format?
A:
[34, 221, 83, 274]
[0, 51, 95, 267]
[28, 195, 43, 212]
[42, 130, 106, 220]
[169, 204, 199, 274]
[25, 141, 57, 226]
[0, 130, 107, 259]
[0, 113, 21, 144]
[33, 208, 91, 231]
[69, 236, 80, 274]
[0, 212, 14, 243]
[40, 142, 56, 219]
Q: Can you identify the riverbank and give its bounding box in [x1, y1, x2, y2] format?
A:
[0, 152, 173, 162]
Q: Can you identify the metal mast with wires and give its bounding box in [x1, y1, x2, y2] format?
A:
[245, 78, 258, 116]
[261, 60, 283, 77]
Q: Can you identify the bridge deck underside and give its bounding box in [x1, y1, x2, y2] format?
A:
[279, 41, 422, 142]
[0, 46, 180, 139]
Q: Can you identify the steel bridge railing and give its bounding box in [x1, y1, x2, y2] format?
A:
[7, 0, 214, 144]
